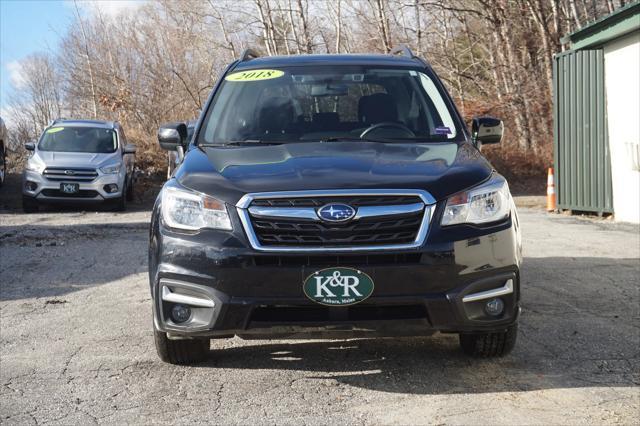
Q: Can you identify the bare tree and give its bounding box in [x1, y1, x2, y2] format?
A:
[2, 0, 621, 171]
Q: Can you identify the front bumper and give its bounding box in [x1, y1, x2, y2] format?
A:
[22, 170, 124, 202]
[150, 206, 522, 339]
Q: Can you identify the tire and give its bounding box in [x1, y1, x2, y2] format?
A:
[126, 175, 134, 202]
[113, 182, 127, 211]
[22, 196, 39, 213]
[154, 326, 209, 365]
[0, 145, 5, 188]
[459, 323, 518, 358]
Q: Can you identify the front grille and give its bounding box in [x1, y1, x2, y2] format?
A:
[251, 212, 423, 246]
[250, 195, 422, 208]
[240, 191, 432, 250]
[253, 253, 422, 267]
[41, 189, 100, 198]
[43, 167, 98, 182]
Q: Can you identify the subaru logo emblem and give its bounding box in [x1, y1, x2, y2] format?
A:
[64, 170, 75, 175]
[317, 203, 356, 223]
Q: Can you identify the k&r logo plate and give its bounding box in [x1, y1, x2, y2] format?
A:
[303, 267, 374, 306]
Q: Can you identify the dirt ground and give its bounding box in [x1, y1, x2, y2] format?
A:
[0, 173, 638, 425]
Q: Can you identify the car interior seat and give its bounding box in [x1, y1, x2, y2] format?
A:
[258, 96, 295, 135]
[358, 93, 398, 125]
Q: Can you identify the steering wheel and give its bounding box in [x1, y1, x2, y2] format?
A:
[360, 122, 416, 139]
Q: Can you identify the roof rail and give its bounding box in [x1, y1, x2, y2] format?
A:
[48, 118, 66, 126]
[389, 45, 414, 59]
[389, 44, 432, 68]
[239, 48, 260, 62]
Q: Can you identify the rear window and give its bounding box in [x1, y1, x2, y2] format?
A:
[39, 127, 118, 153]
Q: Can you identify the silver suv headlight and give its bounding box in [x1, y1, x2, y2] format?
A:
[441, 174, 511, 226]
[25, 159, 45, 173]
[161, 186, 232, 231]
[100, 163, 122, 174]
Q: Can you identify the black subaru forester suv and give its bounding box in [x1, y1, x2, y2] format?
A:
[150, 46, 522, 364]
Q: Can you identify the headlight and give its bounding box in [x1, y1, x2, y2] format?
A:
[161, 186, 232, 231]
[100, 163, 122, 174]
[25, 161, 44, 173]
[441, 175, 511, 226]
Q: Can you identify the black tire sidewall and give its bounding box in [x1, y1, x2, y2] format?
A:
[0, 146, 5, 185]
[22, 196, 38, 213]
[126, 174, 134, 202]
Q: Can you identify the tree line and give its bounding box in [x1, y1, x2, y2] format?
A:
[4, 0, 626, 175]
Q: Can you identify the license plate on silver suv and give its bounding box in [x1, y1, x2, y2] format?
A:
[60, 183, 79, 194]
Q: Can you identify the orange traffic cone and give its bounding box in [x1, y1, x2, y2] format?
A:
[546, 167, 556, 212]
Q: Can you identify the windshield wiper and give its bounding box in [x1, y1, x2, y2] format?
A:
[321, 136, 364, 142]
[322, 136, 442, 144]
[199, 139, 283, 147]
[321, 136, 412, 144]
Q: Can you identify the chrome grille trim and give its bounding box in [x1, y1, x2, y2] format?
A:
[236, 189, 436, 252]
[43, 167, 98, 182]
[248, 206, 319, 221]
[248, 202, 425, 221]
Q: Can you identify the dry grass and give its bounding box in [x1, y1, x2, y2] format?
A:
[483, 144, 552, 195]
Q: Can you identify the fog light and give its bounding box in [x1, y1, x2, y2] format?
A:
[485, 298, 504, 316]
[104, 184, 118, 193]
[171, 304, 191, 323]
[25, 181, 38, 191]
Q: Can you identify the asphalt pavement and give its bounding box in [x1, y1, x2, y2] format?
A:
[0, 187, 638, 424]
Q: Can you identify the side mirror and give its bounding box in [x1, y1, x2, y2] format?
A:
[25, 142, 36, 151]
[124, 144, 137, 154]
[158, 122, 188, 151]
[472, 117, 503, 145]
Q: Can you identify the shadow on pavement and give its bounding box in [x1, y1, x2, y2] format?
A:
[189, 256, 638, 394]
[0, 222, 149, 301]
[1, 202, 638, 395]
[197, 330, 637, 394]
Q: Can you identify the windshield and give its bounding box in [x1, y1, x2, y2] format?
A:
[200, 66, 462, 145]
[39, 126, 118, 153]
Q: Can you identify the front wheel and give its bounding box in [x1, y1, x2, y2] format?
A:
[126, 175, 134, 202]
[22, 196, 39, 213]
[0, 145, 6, 187]
[153, 326, 210, 365]
[459, 324, 517, 357]
[112, 182, 127, 211]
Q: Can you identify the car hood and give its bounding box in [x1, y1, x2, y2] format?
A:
[34, 151, 120, 168]
[176, 141, 493, 204]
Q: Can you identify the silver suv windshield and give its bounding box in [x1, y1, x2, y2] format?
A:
[200, 66, 461, 145]
[39, 126, 118, 153]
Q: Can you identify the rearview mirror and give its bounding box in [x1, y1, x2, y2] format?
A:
[472, 117, 503, 145]
[158, 122, 188, 151]
[24, 142, 35, 151]
[124, 144, 137, 154]
[311, 84, 349, 97]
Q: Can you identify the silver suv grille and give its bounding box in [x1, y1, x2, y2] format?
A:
[236, 190, 436, 252]
[43, 167, 98, 182]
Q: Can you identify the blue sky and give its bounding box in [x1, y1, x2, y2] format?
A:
[0, 0, 72, 109]
[0, 0, 144, 112]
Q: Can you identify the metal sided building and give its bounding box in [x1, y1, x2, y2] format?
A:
[554, 2, 640, 223]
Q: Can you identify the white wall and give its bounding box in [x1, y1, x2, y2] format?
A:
[604, 31, 640, 224]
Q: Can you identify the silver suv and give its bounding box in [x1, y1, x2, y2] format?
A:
[22, 119, 136, 212]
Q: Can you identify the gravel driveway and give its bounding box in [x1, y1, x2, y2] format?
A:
[1, 197, 638, 424]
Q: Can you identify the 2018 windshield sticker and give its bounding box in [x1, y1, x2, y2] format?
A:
[225, 69, 285, 82]
[46, 127, 64, 133]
